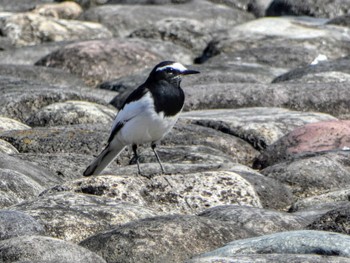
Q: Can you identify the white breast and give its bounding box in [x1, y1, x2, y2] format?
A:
[114, 92, 180, 145]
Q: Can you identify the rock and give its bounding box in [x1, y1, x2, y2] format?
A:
[0, 64, 86, 88]
[0, 41, 74, 65]
[181, 108, 336, 150]
[11, 192, 158, 243]
[260, 151, 350, 199]
[0, 0, 55, 12]
[187, 254, 350, 263]
[266, 0, 350, 18]
[44, 170, 262, 215]
[0, 116, 30, 132]
[196, 44, 317, 69]
[0, 13, 112, 47]
[79, 214, 255, 263]
[198, 205, 309, 235]
[292, 188, 350, 212]
[182, 82, 350, 119]
[0, 168, 44, 209]
[0, 125, 109, 154]
[162, 120, 259, 167]
[307, 203, 350, 235]
[0, 153, 60, 187]
[26, 100, 116, 127]
[82, 1, 254, 37]
[129, 17, 212, 53]
[0, 210, 45, 241]
[0, 139, 18, 154]
[0, 76, 114, 122]
[34, 38, 192, 86]
[254, 120, 350, 169]
[192, 230, 350, 259]
[198, 17, 350, 64]
[272, 56, 350, 83]
[0, 235, 106, 263]
[229, 164, 294, 210]
[327, 14, 350, 27]
[32, 2, 83, 19]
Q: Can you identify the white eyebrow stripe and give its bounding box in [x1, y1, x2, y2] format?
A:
[156, 62, 188, 72]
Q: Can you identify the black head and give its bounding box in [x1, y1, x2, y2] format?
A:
[147, 61, 200, 84]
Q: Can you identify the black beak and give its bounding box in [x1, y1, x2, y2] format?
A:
[182, 69, 200, 75]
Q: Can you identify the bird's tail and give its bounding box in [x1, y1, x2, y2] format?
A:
[83, 140, 126, 176]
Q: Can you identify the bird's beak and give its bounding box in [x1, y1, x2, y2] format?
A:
[182, 69, 200, 75]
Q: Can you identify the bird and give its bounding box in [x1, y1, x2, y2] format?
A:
[83, 61, 200, 176]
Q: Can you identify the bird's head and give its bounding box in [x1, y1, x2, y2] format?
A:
[147, 61, 200, 85]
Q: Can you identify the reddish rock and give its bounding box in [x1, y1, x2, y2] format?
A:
[254, 120, 350, 169]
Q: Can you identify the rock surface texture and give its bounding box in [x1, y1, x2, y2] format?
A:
[0, 0, 350, 262]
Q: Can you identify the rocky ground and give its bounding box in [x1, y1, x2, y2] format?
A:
[0, 0, 350, 262]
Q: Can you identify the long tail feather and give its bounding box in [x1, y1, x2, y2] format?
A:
[83, 141, 125, 176]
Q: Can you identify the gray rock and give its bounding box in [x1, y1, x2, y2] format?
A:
[10, 192, 158, 243]
[199, 17, 350, 65]
[0, 125, 109, 154]
[0, 210, 45, 241]
[0, 41, 74, 65]
[0, 0, 55, 12]
[261, 151, 350, 199]
[229, 164, 294, 210]
[0, 116, 30, 132]
[193, 230, 350, 259]
[183, 82, 350, 119]
[307, 203, 350, 235]
[32, 2, 83, 19]
[0, 235, 106, 263]
[292, 188, 350, 212]
[26, 100, 116, 127]
[0, 76, 114, 122]
[35, 38, 191, 86]
[0, 139, 18, 154]
[327, 14, 350, 27]
[81, 1, 253, 37]
[162, 120, 259, 166]
[266, 0, 350, 18]
[196, 44, 316, 69]
[0, 64, 86, 89]
[0, 153, 60, 187]
[44, 170, 262, 215]
[0, 168, 44, 209]
[187, 254, 350, 263]
[129, 17, 212, 53]
[198, 205, 309, 235]
[272, 56, 350, 83]
[79, 214, 255, 263]
[0, 12, 112, 47]
[181, 108, 336, 150]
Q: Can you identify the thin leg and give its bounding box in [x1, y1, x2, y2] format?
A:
[151, 143, 165, 174]
[130, 144, 141, 175]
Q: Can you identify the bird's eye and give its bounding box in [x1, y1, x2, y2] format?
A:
[167, 68, 175, 74]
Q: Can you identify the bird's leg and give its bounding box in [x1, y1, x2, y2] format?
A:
[130, 144, 141, 175]
[151, 143, 165, 174]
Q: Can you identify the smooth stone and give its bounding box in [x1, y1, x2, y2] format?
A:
[193, 230, 350, 259]
[0, 12, 112, 47]
[0, 235, 106, 263]
[10, 192, 158, 243]
[198, 205, 309, 235]
[0, 210, 45, 241]
[26, 100, 116, 127]
[260, 151, 350, 199]
[79, 214, 255, 263]
[254, 120, 350, 169]
[181, 108, 336, 150]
